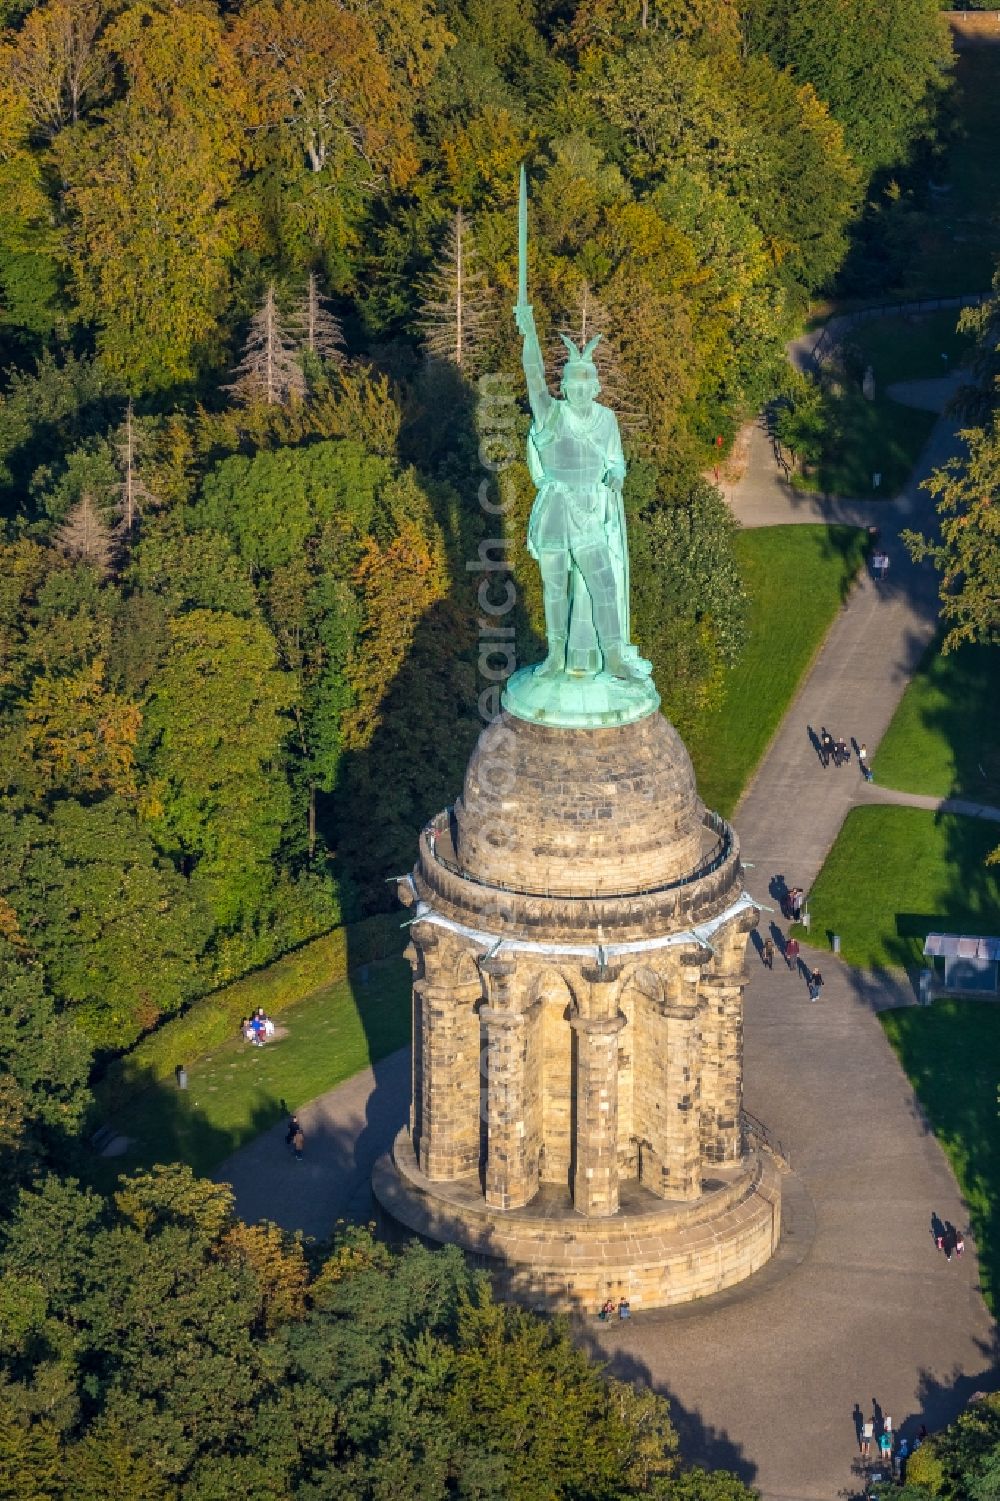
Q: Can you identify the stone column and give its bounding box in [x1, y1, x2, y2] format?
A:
[699, 972, 745, 1165]
[481, 955, 541, 1210]
[639, 1006, 701, 1200]
[404, 940, 423, 1147]
[571, 964, 625, 1218]
[415, 926, 482, 1181]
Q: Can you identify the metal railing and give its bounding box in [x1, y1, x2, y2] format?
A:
[741, 1108, 790, 1170]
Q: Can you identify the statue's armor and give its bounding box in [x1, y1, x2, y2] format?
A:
[526, 402, 622, 559]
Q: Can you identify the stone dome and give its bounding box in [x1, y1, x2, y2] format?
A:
[453, 710, 705, 897]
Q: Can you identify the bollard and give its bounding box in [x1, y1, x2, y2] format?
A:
[176, 1065, 188, 1089]
[832, 933, 841, 954]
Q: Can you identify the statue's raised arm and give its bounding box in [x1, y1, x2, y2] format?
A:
[514, 168, 551, 427]
[514, 304, 551, 428]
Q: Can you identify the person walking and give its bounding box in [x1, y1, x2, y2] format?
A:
[861, 1413, 874, 1457]
[762, 937, 775, 970]
[820, 727, 833, 768]
[859, 742, 873, 782]
[285, 1114, 303, 1155]
[291, 1122, 305, 1161]
[956, 1231, 965, 1257]
[808, 967, 824, 1001]
[785, 935, 800, 971]
[879, 1429, 893, 1466]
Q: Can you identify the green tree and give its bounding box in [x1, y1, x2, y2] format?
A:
[142, 610, 296, 929]
[0, 938, 91, 1205]
[629, 461, 748, 731]
[0, 800, 209, 1049]
[903, 416, 1000, 652]
[742, 0, 952, 177]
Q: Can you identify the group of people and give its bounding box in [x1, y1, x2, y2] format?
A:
[241, 1008, 275, 1046]
[934, 1223, 965, 1261]
[781, 886, 805, 921]
[760, 930, 823, 999]
[599, 1298, 631, 1321]
[860, 1403, 928, 1485]
[817, 727, 873, 781]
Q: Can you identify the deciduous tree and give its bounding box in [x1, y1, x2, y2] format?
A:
[55, 4, 245, 389]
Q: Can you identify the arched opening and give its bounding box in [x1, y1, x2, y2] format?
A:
[532, 969, 575, 1188]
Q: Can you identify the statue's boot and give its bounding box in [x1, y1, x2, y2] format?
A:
[603, 640, 653, 681]
[536, 575, 569, 678]
[534, 637, 567, 678]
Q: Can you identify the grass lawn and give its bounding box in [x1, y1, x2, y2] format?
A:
[816, 386, 937, 500]
[688, 525, 866, 816]
[797, 806, 1000, 969]
[845, 308, 974, 388]
[873, 640, 1000, 805]
[93, 956, 411, 1186]
[880, 1001, 1000, 1313]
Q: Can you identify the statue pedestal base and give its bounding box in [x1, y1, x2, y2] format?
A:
[502, 665, 659, 729]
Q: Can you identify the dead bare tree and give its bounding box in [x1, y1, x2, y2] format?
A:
[417, 209, 491, 371]
[53, 493, 115, 576]
[297, 270, 347, 366]
[114, 399, 160, 535]
[554, 282, 645, 437]
[228, 284, 306, 407]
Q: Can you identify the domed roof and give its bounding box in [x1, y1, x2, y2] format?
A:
[453, 710, 705, 898]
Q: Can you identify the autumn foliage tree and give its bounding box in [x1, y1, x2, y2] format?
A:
[55, 4, 245, 389]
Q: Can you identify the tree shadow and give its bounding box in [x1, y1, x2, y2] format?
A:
[574, 1336, 757, 1486]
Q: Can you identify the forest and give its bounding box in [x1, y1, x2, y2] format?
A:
[0, 1, 977, 1493]
[0, 0, 954, 1057]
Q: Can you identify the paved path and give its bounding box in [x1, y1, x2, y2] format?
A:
[216, 1048, 410, 1240]
[728, 400, 960, 897]
[216, 328, 996, 1499]
[587, 951, 997, 1501]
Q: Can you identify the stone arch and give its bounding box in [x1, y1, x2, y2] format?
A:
[527, 966, 576, 1188]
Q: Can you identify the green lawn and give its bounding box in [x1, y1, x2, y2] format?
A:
[873, 640, 1000, 805]
[815, 386, 937, 500]
[880, 1002, 1000, 1313]
[94, 957, 411, 1185]
[688, 525, 867, 816]
[845, 307, 974, 388]
[797, 806, 1000, 969]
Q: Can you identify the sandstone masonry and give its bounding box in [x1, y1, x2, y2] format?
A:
[373, 710, 782, 1311]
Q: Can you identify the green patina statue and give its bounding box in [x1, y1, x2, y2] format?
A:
[502, 167, 659, 729]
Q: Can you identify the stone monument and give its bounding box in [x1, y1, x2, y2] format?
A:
[372, 169, 782, 1311]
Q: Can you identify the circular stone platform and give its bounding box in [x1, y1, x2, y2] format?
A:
[375, 1130, 782, 1313]
[502, 662, 660, 729]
